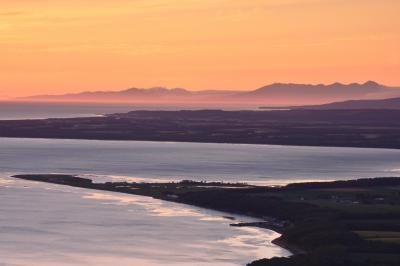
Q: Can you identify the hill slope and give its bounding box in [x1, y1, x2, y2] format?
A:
[300, 97, 400, 110]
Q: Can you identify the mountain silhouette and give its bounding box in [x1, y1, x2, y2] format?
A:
[20, 81, 400, 106]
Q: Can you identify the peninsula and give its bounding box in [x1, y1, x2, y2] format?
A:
[1, 109, 400, 149]
[13, 174, 400, 266]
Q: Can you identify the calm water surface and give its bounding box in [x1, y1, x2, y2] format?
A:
[0, 102, 166, 120]
[1, 138, 399, 184]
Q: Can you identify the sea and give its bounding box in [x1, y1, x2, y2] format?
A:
[1, 102, 399, 265]
[0, 101, 256, 120]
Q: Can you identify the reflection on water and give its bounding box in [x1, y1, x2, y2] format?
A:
[83, 192, 203, 217]
[217, 227, 279, 249]
[0, 176, 290, 266]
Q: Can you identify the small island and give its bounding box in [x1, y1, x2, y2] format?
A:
[12, 174, 400, 266]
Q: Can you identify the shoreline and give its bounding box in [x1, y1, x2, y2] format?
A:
[271, 238, 304, 256]
[10, 174, 298, 256]
[1, 135, 400, 152]
[230, 222, 303, 256]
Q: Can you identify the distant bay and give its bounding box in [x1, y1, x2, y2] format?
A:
[1, 138, 399, 185]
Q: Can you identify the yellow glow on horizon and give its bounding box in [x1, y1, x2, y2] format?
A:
[1, 0, 399, 97]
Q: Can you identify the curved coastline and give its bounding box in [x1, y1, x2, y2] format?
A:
[10, 174, 295, 260]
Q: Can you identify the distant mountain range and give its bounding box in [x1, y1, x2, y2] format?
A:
[19, 81, 400, 106]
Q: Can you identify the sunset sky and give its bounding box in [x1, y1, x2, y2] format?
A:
[1, 0, 399, 97]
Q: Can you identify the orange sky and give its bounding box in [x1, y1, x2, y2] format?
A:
[1, 0, 399, 97]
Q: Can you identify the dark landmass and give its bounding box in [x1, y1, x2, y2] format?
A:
[295, 96, 400, 110]
[19, 81, 400, 105]
[1, 109, 400, 149]
[12, 175, 400, 266]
